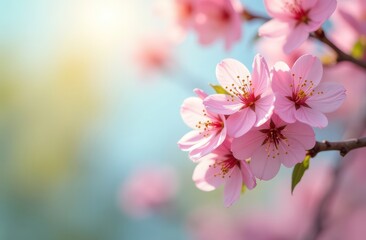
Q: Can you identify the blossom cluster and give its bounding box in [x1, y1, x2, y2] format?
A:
[178, 54, 346, 206]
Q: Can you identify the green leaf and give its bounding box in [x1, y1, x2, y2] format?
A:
[291, 155, 311, 194]
[210, 84, 229, 95]
[351, 39, 365, 59]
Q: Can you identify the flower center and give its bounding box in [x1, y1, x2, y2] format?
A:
[286, 74, 318, 109]
[283, 0, 310, 25]
[209, 155, 239, 178]
[260, 119, 287, 150]
[225, 76, 260, 110]
[195, 110, 224, 137]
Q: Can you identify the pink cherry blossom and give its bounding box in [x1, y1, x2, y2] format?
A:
[259, 0, 337, 53]
[193, 140, 256, 207]
[178, 89, 227, 161]
[193, 0, 243, 50]
[232, 114, 315, 180]
[204, 55, 275, 138]
[119, 167, 178, 218]
[272, 54, 346, 128]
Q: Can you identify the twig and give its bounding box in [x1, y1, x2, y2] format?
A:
[241, 9, 270, 22]
[307, 137, 366, 158]
[311, 28, 366, 70]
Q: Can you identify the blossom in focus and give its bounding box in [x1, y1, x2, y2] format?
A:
[259, 0, 337, 53]
[193, 0, 243, 50]
[272, 54, 346, 128]
[178, 89, 227, 161]
[120, 167, 178, 218]
[232, 114, 315, 180]
[193, 139, 256, 207]
[204, 55, 274, 138]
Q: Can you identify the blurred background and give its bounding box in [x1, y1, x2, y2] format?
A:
[1, 0, 366, 239]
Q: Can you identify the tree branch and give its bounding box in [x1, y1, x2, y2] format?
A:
[241, 9, 270, 22]
[308, 137, 366, 158]
[311, 28, 366, 70]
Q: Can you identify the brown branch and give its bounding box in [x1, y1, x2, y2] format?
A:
[307, 137, 366, 158]
[311, 28, 366, 70]
[241, 9, 270, 22]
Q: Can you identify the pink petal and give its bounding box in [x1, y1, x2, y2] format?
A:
[259, 19, 292, 38]
[295, 106, 328, 128]
[226, 108, 256, 138]
[251, 54, 271, 96]
[284, 121, 315, 150]
[189, 129, 226, 161]
[204, 94, 243, 115]
[283, 25, 309, 54]
[216, 58, 251, 91]
[301, 0, 318, 10]
[291, 54, 323, 87]
[223, 166, 242, 207]
[193, 159, 226, 191]
[250, 146, 281, 180]
[274, 94, 297, 123]
[307, 82, 346, 113]
[194, 88, 208, 100]
[240, 160, 256, 190]
[254, 94, 275, 127]
[277, 139, 307, 168]
[271, 61, 292, 96]
[178, 130, 207, 151]
[231, 130, 264, 160]
[309, 0, 337, 22]
[264, 0, 293, 20]
[181, 97, 210, 129]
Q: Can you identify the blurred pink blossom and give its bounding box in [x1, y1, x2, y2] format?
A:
[178, 89, 227, 161]
[119, 166, 178, 218]
[272, 54, 346, 128]
[204, 55, 274, 138]
[192, 139, 256, 207]
[259, 0, 337, 53]
[232, 114, 315, 180]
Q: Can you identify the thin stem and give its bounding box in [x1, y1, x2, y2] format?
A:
[307, 137, 366, 158]
[311, 28, 366, 70]
[241, 9, 270, 22]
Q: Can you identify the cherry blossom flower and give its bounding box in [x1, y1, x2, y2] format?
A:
[193, 0, 243, 50]
[272, 54, 346, 128]
[204, 54, 274, 138]
[259, 0, 337, 53]
[178, 89, 227, 161]
[193, 140, 256, 207]
[232, 114, 315, 180]
[120, 167, 178, 218]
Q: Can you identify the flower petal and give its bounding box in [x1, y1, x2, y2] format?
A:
[231, 130, 264, 160]
[301, 0, 318, 10]
[188, 130, 226, 161]
[259, 19, 292, 37]
[216, 58, 251, 91]
[271, 61, 292, 96]
[204, 94, 243, 115]
[194, 88, 208, 100]
[309, 0, 337, 22]
[291, 54, 323, 87]
[307, 82, 346, 113]
[295, 106, 328, 128]
[178, 130, 207, 151]
[223, 166, 242, 207]
[226, 108, 256, 137]
[264, 0, 293, 20]
[274, 94, 297, 123]
[251, 54, 271, 96]
[277, 139, 307, 168]
[284, 121, 315, 150]
[181, 97, 210, 129]
[283, 25, 309, 54]
[254, 94, 275, 127]
[250, 146, 281, 180]
[193, 159, 225, 191]
[240, 160, 256, 190]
